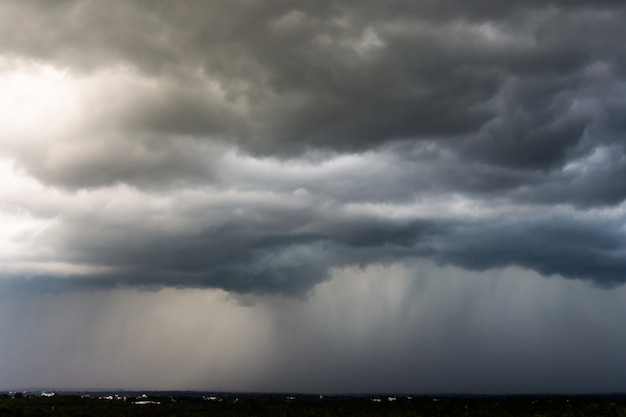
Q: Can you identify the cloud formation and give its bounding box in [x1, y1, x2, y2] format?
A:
[1, 0, 625, 296]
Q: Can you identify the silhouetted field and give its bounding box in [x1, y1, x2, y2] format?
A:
[3, 392, 626, 417]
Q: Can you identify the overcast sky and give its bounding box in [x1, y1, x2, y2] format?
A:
[1, 0, 626, 394]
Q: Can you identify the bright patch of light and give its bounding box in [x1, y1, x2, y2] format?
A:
[0, 58, 78, 146]
[350, 27, 385, 55]
[341, 195, 520, 222]
[0, 204, 52, 259]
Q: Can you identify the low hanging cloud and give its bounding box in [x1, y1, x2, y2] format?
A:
[1, 0, 625, 296]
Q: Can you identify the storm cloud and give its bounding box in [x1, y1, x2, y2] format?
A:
[1, 0, 625, 294]
[1, 0, 626, 393]
[1, 1, 626, 292]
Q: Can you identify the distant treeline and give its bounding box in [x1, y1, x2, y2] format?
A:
[3, 393, 626, 417]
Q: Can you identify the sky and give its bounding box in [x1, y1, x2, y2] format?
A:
[1, 0, 626, 394]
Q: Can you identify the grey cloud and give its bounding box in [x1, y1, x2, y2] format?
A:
[19, 199, 439, 295]
[20, 136, 221, 190]
[435, 216, 626, 286]
[4, 181, 624, 296]
[511, 144, 626, 207]
[2, 1, 624, 166]
[1, 0, 625, 296]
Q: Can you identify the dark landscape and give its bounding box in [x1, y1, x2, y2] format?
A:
[3, 392, 626, 417]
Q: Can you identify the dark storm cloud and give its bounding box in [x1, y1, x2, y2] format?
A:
[2, 0, 624, 160]
[1, 0, 625, 295]
[434, 216, 626, 287]
[9, 199, 440, 295]
[3, 182, 624, 296]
